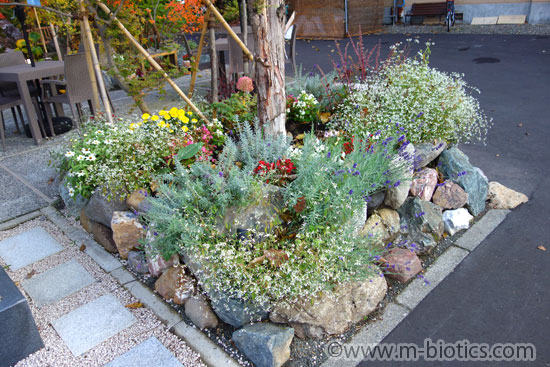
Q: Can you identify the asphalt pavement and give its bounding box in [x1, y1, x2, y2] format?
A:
[293, 34, 550, 366]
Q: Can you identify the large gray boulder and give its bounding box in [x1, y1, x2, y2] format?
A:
[84, 189, 128, 228]
[438, 148, 488, 216]
[270, 274, 387, 338]
[398, 197, 444, 253]
[232, 323, 294, 367]
[59, 177, 88, 217]
[414, 141, 447, 168]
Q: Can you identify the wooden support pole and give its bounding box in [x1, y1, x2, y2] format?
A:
[239, 0, 249, 75]
[79, 0, 113, 124]
[188, 8, 210, 98]
[209, 14, 218, 103]
[97, 1, 209, 124]
[32, 8, 48, 57]
[79, 3, 101, 110]
[49, 24, 62, 61]
[203, 0, 253, 61]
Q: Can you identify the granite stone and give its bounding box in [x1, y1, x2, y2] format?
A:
[105, 337, 183, 367]
[52, 294, 136, 356]
[22, 260, 95, 307]
[0, 227, 63, 270]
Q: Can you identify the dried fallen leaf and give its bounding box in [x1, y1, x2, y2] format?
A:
[538, 245, 546, 251]
[79, 244, 86, 251]
[248, 255, 266, 268]
[125, 302, 144, 309]
[264, 249, 289, 268]
[295, 133, 305, 140]
[293, 196, 306, 214]
[320, 112, 331, 123]
[25, 269, 36, 279]
[517, 122, 523, 127]
[47, 177, 55, 185]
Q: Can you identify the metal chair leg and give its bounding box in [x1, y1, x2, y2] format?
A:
[10, 107, 20, 133]
[0, 111, 6, 152]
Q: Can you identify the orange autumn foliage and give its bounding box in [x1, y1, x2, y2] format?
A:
[165, 0, 204, 33]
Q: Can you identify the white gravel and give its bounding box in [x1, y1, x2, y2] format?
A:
[0, 217, 206, 367]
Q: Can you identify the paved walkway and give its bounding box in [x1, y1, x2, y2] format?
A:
[0, 216, 205, 366]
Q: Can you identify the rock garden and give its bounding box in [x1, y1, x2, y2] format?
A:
[53, 39, 528, 367]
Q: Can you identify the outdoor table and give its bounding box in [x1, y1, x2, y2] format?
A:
[0, 60, 64, 145]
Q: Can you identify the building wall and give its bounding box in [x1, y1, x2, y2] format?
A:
[382, 0, 550, 24]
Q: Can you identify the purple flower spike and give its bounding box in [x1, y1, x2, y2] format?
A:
[327, 151, 331, 158]
[394, 180, 401, 187]
[348, 189, 354, 195]
[218, 172, 224, 177]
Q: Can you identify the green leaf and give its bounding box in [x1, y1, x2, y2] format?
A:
[177, 143, 203, 161]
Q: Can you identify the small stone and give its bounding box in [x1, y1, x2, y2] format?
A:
[209, 292, 269, 328]
[126, 189, 151, 214]
[127, 251, 148, 274]
[442, 208, 473, 235]
[146, 244, 180, 277]
[409, 168, 438, 201]
[184, 296, 218, 329]
[90, 222, 118, 254]
[384, 143, 415, 209]
[362, 208, 400, 244]
[438, 148, 488, 216]
[84, 189, 128, 228]
[487, 181, 528, 209]
[111, 211, 145, 259]
[367, 191, 385, 216]
[232, 323, 294, 367]
[154, 266, 194, 305]
[432, 181, 469, 209]
[414, 141, 447, 168]
[383, 248, 422, 282]
[398, 197, 444, 239]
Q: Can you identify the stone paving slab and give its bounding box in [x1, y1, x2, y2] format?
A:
[52, 294, 136, 356]
[105, 336, 183, 367]
[455, 209, 510, 251]
[471, 17, 498, 25]
[22, 260, 95, 307]
[0, 227, 63, 270]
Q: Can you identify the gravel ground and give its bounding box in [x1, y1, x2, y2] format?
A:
[0, 217, 205, 367]
[379, 23, 550, 35]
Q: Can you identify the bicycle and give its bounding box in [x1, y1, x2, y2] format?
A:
[446, 0, 455, 32]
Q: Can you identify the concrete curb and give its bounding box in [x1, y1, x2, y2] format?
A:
[320, 209, 511, 367]
[38, 206, 240, 367]
[0, 210, 42, 231]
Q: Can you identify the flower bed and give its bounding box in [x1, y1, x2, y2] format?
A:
[53, 41, 529, 367]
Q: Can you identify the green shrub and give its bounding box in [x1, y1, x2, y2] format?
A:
[333, 44, 490, 145]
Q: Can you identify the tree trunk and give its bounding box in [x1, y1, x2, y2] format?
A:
[247, 0, 286, 136]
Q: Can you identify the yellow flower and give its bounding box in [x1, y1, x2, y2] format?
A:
[181, 126, 189, 132]
[142, 113, 151, 120]
[159, 110, 167, 115]
[180, 115, 189, 124]
[169, 129, 174, 133]
[151, 115, 159, 121]
[129, 123, 138, 130]
[187, 111, 193, 116]
[163, 114, 170, 120]
[169, 107, 178, 118]
[191, 118, 198, 123]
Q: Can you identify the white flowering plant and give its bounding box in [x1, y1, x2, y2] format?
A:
[145, 126, 411, 308]
[332, 43, 490, 145]
[286, 90, 320, 124]
[53, 108, 225, 200]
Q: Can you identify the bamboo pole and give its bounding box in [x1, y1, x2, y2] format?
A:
[79, 0, 113, 124]
[97, 1, 209, 124]
[209, 14, 218, 103]
[32, 8, 48, 56]
[203, 0, 253, 61]
[188, 8, 210, 98]
[49, 24, 62, 61]
[79, 6, 101, 109]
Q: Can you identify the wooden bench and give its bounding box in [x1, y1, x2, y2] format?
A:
[405, 2, 447, 24]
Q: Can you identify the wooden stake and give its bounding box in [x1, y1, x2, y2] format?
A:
[97, 1, 209, 124]
[203, 0, 253, 61]
[79, 0, 113, 123]
[32, 8, 48, 57]
[49, 24, 62, 61]
[188, 8, 210, 98]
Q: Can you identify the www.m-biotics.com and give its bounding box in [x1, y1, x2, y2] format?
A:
[326, 338, 536, 362]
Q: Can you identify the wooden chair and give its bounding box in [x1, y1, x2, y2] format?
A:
[0, 51, 32, 134]
[41, 53, 97, 131]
